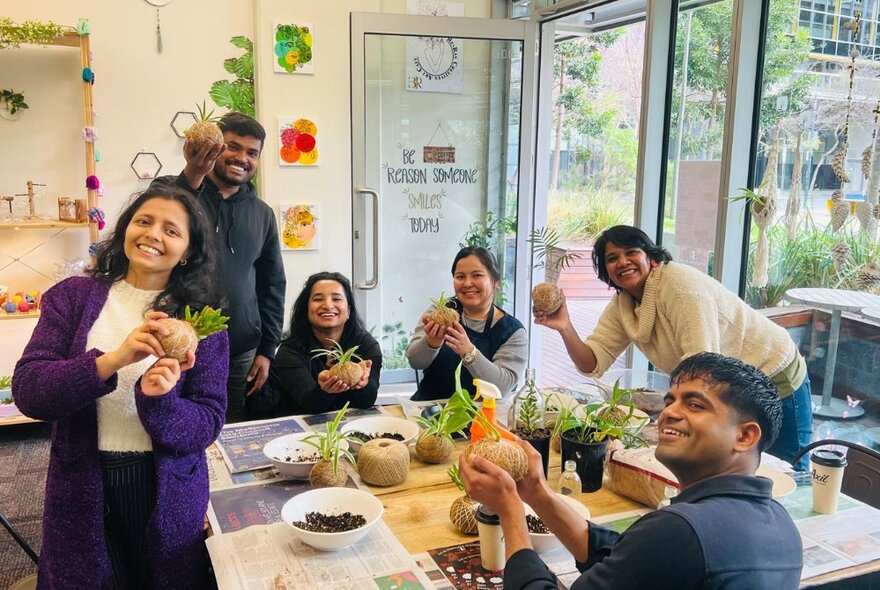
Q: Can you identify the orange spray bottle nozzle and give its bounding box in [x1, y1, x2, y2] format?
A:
[470, 379, 516, 442]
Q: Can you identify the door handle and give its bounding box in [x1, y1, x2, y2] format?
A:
[356, 188, 379, 290]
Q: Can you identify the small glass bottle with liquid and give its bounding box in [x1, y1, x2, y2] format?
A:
[559, 460, 582, 500]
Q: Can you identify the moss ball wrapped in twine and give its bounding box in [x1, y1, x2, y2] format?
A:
[357, 438, 410, 486]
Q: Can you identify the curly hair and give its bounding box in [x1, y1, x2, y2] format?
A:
[592, 225, 672, 291]
[88, 184, 223, 317]
[284, 272, 364, 344]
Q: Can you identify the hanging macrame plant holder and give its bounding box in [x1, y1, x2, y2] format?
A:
[784, 131, 802, 241]
[752, 197, 775, 289]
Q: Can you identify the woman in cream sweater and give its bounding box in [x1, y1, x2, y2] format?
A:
[534, 225, 812, 468]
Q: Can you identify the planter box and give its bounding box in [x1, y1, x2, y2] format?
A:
[545, 244, 611, 300]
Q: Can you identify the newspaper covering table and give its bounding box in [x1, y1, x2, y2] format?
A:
[206, 520, 434, 589]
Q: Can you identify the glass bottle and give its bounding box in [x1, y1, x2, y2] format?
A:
[559, 460, 582, 501]
[508, 368, 544, 434]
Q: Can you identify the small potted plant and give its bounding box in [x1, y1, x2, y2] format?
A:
[508, 368, 551, 477]
[552, 385, 647, 493]
[447, 464, 479, 535]
[0, 89, 28, 121]
[303, 402, 357, 488]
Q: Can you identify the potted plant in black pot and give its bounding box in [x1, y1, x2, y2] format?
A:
[552, 385, 647, 493]
[508, 368, 551, 476]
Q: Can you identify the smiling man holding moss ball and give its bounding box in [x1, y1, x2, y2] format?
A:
[460, 353, 803, 590]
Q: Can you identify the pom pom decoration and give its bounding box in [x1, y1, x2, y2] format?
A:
[82, 67, 95, 84]
[86, 175, 100, 190]
[88, 207, 105, 230]
[76, 19, 91, 36]
[82, 126, 98, 142]
[88, 242, 101, 257]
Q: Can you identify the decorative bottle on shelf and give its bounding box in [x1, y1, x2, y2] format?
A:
[559, 460, 582, 501]
[508, 368, 544, 432]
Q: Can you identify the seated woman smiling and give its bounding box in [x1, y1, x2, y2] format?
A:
[407, 246, 527, 401]
[264, 272, 382, 415]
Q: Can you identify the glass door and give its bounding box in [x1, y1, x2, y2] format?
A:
[351, 13, 539, 386]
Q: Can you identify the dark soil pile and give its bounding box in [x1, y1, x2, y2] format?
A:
[349, 431, 405, 443]
[526, 514, 549, 534]
[292, 511, 366, 533]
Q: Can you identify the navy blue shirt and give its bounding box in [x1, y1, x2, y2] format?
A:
[504, 474, 803, 590]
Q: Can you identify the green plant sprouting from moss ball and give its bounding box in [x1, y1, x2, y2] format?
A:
[303, 403, 357, 476]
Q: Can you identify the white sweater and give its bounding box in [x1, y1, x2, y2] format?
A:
[87, 280, 159, 451]
[585, 262, 801, 395]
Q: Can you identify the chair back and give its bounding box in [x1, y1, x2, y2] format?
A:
[791, 439, 880, 509]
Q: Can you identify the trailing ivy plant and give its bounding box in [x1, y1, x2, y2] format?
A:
[0, 90, 28, 115]
[0, 18, 64, 49]
[209, 36, 255, 118]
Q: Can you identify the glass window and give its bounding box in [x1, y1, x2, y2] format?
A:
[663, 1, 735, 275]
[535, 21, 645, 388]
[749, 0, 880, 443]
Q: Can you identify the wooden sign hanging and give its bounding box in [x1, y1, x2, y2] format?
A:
[423, 122, 456, 164]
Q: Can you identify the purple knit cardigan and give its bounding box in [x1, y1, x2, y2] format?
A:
[12, 277, 229, 590]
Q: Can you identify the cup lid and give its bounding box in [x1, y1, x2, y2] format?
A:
[475, 505, 500, 525]
[811, 449, 848, 468]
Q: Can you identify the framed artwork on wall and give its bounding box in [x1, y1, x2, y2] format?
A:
[273, 23, 314, 74]
[278, 117, 319, 166]
[279, 204, 319, 251]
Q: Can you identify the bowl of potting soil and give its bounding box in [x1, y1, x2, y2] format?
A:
[264, 433, 350, 479]
[341, 416, 420, 452]
[281, 487, 384, 551]
[524, 493, 591, 554]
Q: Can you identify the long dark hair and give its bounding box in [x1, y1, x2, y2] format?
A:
[285, 272, 364, 344]
[88, 184, 222, 316]
[592, 225, 672, 291]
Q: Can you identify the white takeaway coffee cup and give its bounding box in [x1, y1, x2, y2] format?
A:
[476, 505, 505, 571]
[810, 449, 847, 515]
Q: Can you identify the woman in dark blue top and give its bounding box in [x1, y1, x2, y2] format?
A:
[406, 246, 527, 401]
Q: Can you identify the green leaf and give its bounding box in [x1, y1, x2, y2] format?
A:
[230, 35, 253, 52]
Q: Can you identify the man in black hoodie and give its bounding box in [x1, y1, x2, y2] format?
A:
[155, 112, 286, 423]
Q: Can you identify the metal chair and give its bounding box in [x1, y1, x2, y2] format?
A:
[791, 439, 880, 509]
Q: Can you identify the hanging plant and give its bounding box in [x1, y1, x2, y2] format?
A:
[0, 89, 28, 115]
[0, 18, 64, 49]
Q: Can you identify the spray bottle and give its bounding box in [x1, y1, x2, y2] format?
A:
[470, 379, 517, 442]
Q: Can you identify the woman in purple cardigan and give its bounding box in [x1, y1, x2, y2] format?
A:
[13, 184, 228, 589]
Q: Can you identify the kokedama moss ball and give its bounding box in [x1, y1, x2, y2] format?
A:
[462, 439, 528, 481]
[415, 433, 454, 464]
[329, 361, 364, 388]
[531, 282, 563, 315]
[155, 318, 198, 362]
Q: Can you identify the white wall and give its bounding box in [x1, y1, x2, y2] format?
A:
[0, 0, 493, 376]
[0, 2, 254, 375]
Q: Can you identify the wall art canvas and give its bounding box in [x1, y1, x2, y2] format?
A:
[273, 23, 314, 74]
[405, 1, 464, 93]
[278, 117, 319, 166]
[279, 204, 319, 251]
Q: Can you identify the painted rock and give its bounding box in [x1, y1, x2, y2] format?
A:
[4, 302, 17, 313]
[18, 301, 30, 312]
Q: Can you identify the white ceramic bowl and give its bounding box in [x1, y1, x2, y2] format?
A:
[281, 487, 384, 551]
[340, 416, 420, 452]
[524, 494, 591, 554]
[263, 433, 350, 479]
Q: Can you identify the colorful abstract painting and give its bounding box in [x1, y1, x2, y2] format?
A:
[278, 117, 319, 166]
[273, 23, 314, 74]
[279, 204, 319, 251]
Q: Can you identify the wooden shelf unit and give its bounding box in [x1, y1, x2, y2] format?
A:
[0, 220, 90, 230]
[0, 309, 40, 321]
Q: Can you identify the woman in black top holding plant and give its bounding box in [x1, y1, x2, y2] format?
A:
[263, 272, 382, 415]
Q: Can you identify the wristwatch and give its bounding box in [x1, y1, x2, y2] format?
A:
[462, 347, 478, 366]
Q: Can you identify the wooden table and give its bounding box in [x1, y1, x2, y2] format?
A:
[862, 306, 880, 322]
[784, 288, 880, 418]
[208, 409, 880, 588]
